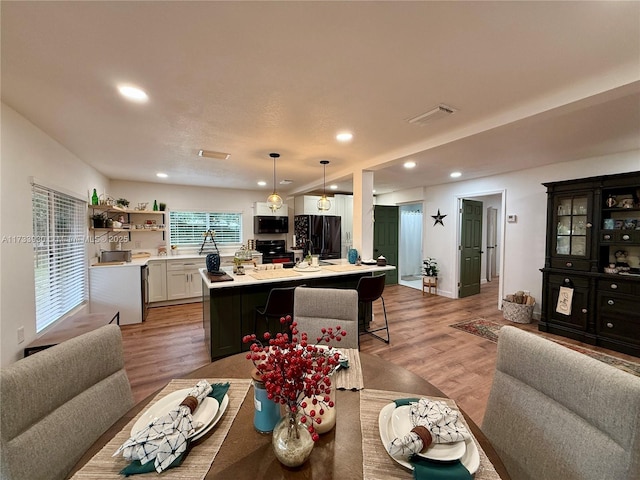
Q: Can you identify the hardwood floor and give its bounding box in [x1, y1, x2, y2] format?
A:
[120, 280, 637, 426]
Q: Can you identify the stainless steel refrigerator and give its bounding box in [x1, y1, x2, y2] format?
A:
[294, 215, 342, 259]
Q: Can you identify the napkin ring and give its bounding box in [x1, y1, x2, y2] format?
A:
[180, 395, 199, 413]
[411, 425, 433, 449]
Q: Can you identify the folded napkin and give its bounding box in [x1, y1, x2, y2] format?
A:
[388, 398, 472, 480]
[115, 381, 230, 476]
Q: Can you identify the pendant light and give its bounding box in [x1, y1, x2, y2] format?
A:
[317, 160, 331, 211]
[266, 152, 283, 212]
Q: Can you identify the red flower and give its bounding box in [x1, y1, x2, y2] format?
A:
[243, 315, 346, 441]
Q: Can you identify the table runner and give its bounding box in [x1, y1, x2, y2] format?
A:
[71, 378, 251, 480]
[248, 269, 302, 280]
[323, 264, 368, 272]
[360, 388, 501, 480]
[334, 348, 364, 390]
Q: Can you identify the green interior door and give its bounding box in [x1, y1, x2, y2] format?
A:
[373, 205, 398, 284]
[459, 199, 483, 298]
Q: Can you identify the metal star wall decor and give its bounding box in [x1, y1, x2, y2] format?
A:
[431, 209, 447, 226]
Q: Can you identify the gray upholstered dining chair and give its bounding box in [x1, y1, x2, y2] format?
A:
[293, 286, 359, 349]
[482, 326, 640, 480]
[0, 324, 134, 480]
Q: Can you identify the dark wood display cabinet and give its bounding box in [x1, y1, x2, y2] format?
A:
[539, 171, 640, 357]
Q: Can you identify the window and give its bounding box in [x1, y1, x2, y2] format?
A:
[169, 211, 242, 246]
[32, 183, 87, 332]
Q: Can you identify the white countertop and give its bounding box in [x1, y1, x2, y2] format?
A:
[88, 251, 262, 269]
[199, 260, 396, 290]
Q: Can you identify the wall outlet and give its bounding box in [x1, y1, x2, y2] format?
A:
[17, 326, 25, 344]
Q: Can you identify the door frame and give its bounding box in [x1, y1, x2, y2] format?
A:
[454, 189, 506, 310]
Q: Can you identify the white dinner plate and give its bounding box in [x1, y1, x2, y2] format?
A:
[192, 393, 229, 441]
[131, 388, 220, 440]
[390, 405, 466, 461]
[378, 402, 480, 474]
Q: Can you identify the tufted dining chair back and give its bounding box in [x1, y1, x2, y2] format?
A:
[482, 326, 640, 480]
[0, 324, 134, 480]
[293, 286, 359, 349]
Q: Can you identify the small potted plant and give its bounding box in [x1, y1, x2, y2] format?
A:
[91, 213, 107, 229]
[116, 198, 130, 208]
[422, 258, 439, 279]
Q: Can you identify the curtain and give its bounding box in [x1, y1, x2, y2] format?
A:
[400, 210, 422, 277]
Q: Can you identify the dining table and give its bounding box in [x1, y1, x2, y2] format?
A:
[68, 352, 511, 479]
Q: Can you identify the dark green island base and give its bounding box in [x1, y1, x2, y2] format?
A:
[201, 264, 396, 361]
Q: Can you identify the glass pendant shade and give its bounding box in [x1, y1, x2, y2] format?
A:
[317, 160, 331, 212]
[267, 153, 282, 212]
[267, 192, 283, 212]
[317, 195, 331, 211]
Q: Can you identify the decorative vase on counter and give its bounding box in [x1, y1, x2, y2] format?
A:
[348, 248, 358, 264]
[206, 253, 221, 273]
[271, 407, 314, 467]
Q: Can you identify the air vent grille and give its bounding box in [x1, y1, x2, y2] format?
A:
[408, 104, 457, 126]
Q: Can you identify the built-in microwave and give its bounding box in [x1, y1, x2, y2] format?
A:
[254, 216, 289, 234]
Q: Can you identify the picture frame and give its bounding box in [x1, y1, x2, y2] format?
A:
[614, 220, 624, 230]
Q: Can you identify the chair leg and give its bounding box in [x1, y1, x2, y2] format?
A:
[359, 297, 390, 344]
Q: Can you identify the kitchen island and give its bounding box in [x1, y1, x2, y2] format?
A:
[200, 261, 395, 360]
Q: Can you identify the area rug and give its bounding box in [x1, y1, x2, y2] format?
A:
[450, 318, 640, 377]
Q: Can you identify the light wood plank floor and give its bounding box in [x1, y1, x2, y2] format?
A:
[120, 281, 637, 426]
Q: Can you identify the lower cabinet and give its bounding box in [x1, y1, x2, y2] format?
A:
[166, 259, 205, 301]
[596, 278, 640, 352]
[148, 260, 167, 302]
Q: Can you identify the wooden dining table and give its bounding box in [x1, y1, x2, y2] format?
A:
[69, 352, 511, 479]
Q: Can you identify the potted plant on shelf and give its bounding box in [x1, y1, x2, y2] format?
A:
[116, 198, 130, 208]
[422, 258, 439, 279]
[91, 213, 107, 229]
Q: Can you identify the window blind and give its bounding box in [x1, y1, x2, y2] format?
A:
[32, 184, 87, 332]
[169, 211, 242, 245]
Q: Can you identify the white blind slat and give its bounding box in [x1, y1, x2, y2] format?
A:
[32, 184, 87, 332]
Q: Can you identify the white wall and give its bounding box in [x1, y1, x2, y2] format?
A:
[377, 150, 640, 315]
[108, 180, 290, 255]
[1, 104, 109, 366]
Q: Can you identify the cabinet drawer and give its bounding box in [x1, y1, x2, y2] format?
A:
[550, 258, 591, 271]
[597, 312, 640, 345]
[600, 230, 640, 244]
[598, 293, 640, 318]
[548, 274, 590, 289]
[597, 279, 635, 295]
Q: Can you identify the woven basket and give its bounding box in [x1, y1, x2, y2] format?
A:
[502, 300, 535, 324]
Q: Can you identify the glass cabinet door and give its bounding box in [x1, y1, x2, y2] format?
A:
[555, 195, 589, 257]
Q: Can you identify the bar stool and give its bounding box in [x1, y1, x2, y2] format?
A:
[356, 274, 390, 344]
[254, 286, 297, 336]
[422, 276, 438, 296]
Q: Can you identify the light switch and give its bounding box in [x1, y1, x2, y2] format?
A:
[507, 214, 517, 223]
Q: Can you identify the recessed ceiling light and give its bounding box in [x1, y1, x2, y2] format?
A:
[257, 181, 267, 187]
[156, 172, 168, 178]
[198, 150, 231, 160]
[450, 171, 462, 178]
[336, 132, 353, 142]
[404, 161, 416, 169]
[118, 85, 148, 102]
[330, 184, 338, 190]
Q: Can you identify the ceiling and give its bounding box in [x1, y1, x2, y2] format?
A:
[2, 1, 639, 197]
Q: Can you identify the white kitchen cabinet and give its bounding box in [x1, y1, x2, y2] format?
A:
[166, 259, 205, 300]
[148, 260, 167, 302]
[89, 265, 142, 325]
[254, 202, 288, 216]
[334, 194, 353, 257]
[294, 195, 336, 216]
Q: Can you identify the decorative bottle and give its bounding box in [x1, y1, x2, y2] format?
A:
[91, 189, 99, 205]
[348, 247, 358, 264]
[153, 200, 158, 211]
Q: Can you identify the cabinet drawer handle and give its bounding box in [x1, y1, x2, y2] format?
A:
[603, 234, 611, 240]
[622, 234, 630, 241]
[610, 283, 618, 289]
[607, 299, 614, 306]
[564, 278, 570, 284]
[581, 308, 587, 314]
[566, 262, 573, 267]
[606, 322, 614, 328]
[586, 223, 592, 228]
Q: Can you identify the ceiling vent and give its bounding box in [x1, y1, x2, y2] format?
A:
[408, 104, 457, 126]
[198, 149, 231, 160]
